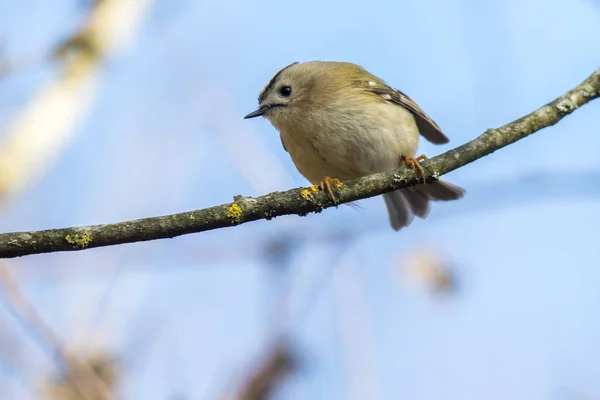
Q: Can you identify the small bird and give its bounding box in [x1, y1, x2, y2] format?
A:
[244, 61, 465, 231]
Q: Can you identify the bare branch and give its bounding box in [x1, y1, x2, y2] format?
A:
[0, 67, 598, 259]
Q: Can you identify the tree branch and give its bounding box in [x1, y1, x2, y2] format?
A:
[234, 343, 296, 400]
[1, 68, 598, 259]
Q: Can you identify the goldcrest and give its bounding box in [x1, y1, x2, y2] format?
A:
[245, 61, 465, 231]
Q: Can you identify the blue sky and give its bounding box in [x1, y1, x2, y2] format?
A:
[0, 0, 599, 399]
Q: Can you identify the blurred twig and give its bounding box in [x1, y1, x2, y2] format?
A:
[0, 67, 598, 258]
[0, 0, 151, 208]
[0, 263, 111, 399]
[232, 343, 296, 400]
[399, 248, 457, 295]
[0, 315, 40, 396]
[220, 242, 350, 400]
[42, 351, 118, 400]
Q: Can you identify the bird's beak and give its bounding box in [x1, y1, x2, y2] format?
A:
[243, 105, 268, 119]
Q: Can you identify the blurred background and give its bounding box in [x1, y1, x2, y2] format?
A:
[0, 0, 599, 399]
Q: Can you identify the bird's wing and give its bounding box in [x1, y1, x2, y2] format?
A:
[368, 85, 449, 145]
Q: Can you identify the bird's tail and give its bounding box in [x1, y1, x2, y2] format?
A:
[383, 179, 465, 231]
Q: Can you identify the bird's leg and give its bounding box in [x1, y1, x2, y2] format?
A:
[403, 154, 429, 183]
[319, 176, 343, 204]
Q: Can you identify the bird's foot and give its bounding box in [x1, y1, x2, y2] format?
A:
[404, 154, 429, 183]
[319, 176, 343, 204]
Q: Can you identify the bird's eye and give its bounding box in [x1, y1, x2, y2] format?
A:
[279, 86, 292, 97]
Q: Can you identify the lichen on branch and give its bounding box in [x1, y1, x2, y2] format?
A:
[0, 68, 598, 259]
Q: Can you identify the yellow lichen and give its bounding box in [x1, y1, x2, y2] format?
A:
[227, 203, 243, 222]
[301, 185, 320, 199]
[65, 232, 92, 248]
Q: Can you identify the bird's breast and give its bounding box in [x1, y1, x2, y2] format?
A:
[279, 101, 420, 184]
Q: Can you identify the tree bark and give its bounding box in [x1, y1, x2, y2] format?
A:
[0, 68, 598, 259]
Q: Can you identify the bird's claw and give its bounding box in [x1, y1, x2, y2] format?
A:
[404, 154, 429, 183]
[319, 176, 343, 204]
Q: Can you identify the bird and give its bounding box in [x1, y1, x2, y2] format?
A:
[244, 61, 464, 231]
